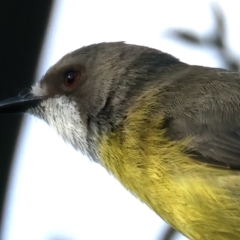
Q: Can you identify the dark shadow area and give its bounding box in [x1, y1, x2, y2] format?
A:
[0, 0, 53, 230]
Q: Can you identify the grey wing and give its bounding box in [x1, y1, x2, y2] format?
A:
[167, 117, 240, 168]
[161, 67, 240, 169]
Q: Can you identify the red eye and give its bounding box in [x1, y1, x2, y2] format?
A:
[64, 71, 79, 88]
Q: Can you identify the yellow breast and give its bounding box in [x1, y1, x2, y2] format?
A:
[98, 94, 240, 240]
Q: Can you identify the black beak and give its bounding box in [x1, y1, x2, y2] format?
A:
[0, 89, 44, 114]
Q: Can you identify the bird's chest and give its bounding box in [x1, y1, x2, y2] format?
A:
[97, 117, 190, 229]
[98, 119, 240, 240]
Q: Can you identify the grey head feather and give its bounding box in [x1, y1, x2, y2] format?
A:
[30, 42, 182, 162]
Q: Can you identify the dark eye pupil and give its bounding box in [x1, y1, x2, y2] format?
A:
[64, 70, 79, 88]
[67, 72, 75, 83]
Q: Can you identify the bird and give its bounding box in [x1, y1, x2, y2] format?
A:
[1, 42, 240, 239]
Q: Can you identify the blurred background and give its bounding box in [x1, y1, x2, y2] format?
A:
[1, 1, 240, 240]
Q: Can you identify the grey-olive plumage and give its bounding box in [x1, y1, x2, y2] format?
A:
[30, 42, 240, 168]
[31, 42, 182, 160]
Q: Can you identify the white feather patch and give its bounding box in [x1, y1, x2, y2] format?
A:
[31, 96, 88, 155]
[31, 82, 47, 96]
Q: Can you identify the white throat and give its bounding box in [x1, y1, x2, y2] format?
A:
[30, 83, 88, 155]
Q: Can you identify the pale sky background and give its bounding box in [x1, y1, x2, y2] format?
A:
[2, 1, 240, 240]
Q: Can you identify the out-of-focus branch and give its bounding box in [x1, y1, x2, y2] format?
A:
[166, 4, 240, 71]
[161, 227, 177, 240]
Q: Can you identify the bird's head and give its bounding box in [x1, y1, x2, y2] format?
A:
[0, 42, 180, 159]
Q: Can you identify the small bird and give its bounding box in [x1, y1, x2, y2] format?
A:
[1, 42, 240, 239]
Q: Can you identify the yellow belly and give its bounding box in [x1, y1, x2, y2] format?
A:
[98, 96, 240, 240]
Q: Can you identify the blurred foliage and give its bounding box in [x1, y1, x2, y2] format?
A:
[167, 3, 240, 71]
[160, 3, 240, 240]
